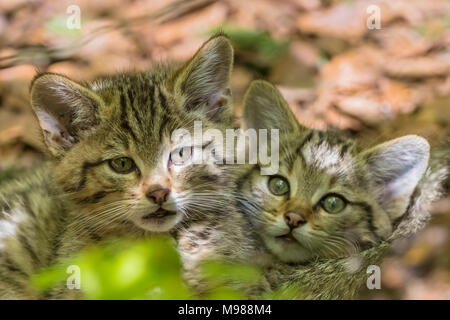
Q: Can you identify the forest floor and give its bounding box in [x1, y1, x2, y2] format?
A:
[0, 0, 449, 299]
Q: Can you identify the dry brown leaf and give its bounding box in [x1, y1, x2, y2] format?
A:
[228, 0, 299, 37]
[320, 46, 384, 93]
[285, 0, 321, 11]
[372, 26, 435, 58]
[152, 37, 207, 62]
[383, 53, 450, 78]
[288, 41, 320, 68]
[296, 0, 394, 39]
[0, 64, 36, 81]
[296, 0, 450, 40]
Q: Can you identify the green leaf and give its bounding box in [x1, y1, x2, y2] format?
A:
[32, 236, 303, 300]
[208, 25, 289, 66]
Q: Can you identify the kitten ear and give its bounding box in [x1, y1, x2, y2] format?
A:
[242, 80, 302, 133]
[362, 135, 430, 221]
[172, 34, 233, 121]
[30, 73, 103, 157]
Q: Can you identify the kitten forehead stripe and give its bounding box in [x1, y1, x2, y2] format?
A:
[119, 92, 138, 142]
[127, 88, 144, 132]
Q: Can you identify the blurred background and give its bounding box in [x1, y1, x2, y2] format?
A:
[0, 0, 449, 299]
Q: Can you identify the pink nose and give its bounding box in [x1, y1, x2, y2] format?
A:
[284, 212, 306, 229]
[146, 187, 171, 205]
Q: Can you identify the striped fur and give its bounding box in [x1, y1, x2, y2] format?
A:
[238, 81, 448, 277]
[0, 35, 263, 299]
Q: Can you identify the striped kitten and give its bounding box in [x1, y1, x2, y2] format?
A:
[0, 35, 259, 299]
[237, 80, 434, 264]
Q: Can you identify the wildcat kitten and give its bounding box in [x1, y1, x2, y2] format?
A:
[237, 80, 439, 264]
[236, 80, 449, 299]
[0, 35, 260, 299]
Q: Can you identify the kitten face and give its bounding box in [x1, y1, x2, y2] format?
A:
[30, 35, 234, 234]
[239, 81, 429, 263]
[240, 133, 383, 262]
[55, 110, 225, 233]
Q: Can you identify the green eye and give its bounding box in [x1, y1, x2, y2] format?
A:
[108, 157, 136, 174]
[268, 176, 289, 196]
[320, 195, 346, 213]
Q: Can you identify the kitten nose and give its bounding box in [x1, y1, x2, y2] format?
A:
[284, 212, 306, 229]
[146, 187, 171, 205]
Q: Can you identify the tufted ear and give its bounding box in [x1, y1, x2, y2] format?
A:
[242, 80, 303, 133]
[172, 34, 233, 122]
[30, 73, 103, 158]
[362, 135, 430, 221]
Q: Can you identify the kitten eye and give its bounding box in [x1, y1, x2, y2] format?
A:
[320, 195, 346, 213]
[108, 157, 136, 174]
[169, 146, 192, 165]
[268, 176, 289, 196]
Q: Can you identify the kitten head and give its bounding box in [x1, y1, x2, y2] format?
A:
[30, 35, 234, 234]
[239, 80, 429, 263]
